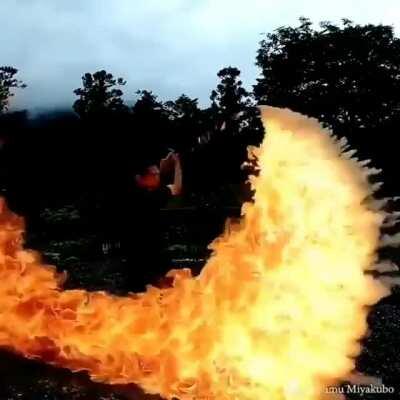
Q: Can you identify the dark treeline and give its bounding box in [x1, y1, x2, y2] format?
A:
[1, 17, 400, 235]
[0, 68, 263, 226]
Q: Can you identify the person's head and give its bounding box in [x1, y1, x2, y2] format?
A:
[135, 163, 161, 191]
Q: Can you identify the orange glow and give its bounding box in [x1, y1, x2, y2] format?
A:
[0, 106, 394, 399]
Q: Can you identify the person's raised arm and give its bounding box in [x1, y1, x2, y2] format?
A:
[167, 153, 182, 196]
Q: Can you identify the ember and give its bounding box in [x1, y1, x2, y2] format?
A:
[0, 106, 397, 400]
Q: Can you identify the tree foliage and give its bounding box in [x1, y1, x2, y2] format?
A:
[0, 67, 26, 113]
[185, 67, 263, 194]
[254, 18, 400, 133]
[73, 70, 127, 118]
[210, 67, 263, 142]
[164, 94, 203, 152]
[131, 90, 170, 160]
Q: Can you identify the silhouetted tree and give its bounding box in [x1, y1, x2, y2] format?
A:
[211, 67, 251, 133]
[195, 67, 263, 190]
[254, 18, 400, 133]
[0, 67, 26, 113]
[72, 71, 131, 231]
[211, 67, 263, 142]
[164, 94, 203, 152]
[73, 70, 127, 118]
[131, 90, 171, 159]
[132, 90, 164, 115]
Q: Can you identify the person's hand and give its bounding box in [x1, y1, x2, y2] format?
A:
[160, 152, 175, 174]
[171, 152, 180, 164]
[160, 152, 181, 178]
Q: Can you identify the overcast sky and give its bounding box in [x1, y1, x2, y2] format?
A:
[1, 0, 399, 112]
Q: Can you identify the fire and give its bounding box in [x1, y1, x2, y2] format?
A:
[0, 106, 396, 399]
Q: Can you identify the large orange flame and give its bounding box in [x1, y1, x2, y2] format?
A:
[0, 106, 395, 399]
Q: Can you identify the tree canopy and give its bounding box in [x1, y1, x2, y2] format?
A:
[164, 94, 203, 153]
[210, 67, 263, 144]
[0, 67, 26, 114]
[73, 70, 127, 118]
[254, 18, 400, 133]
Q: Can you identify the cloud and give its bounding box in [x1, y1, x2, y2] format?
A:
[0, 0, 399, 111]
